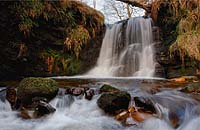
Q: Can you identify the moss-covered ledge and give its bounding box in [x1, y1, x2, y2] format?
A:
[0, 1, 105, 80]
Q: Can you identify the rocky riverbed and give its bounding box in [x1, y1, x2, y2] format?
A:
[1, 77, 200, 130]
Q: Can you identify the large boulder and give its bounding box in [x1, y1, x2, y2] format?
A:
[17, 77, 58, 105]
[97, 85, 131, 115]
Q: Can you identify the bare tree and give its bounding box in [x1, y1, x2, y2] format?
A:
[93, 0, 96, 8]
[116, 0, 151, 12]
[103, 0, 144, 23]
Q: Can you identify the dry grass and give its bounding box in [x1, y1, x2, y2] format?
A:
[170, 4, 200, 62]
[170, 31, 200, 61]
[150, 0, 200, 64]
[67, 0, 104, 30]
[151, 0, 200, 22]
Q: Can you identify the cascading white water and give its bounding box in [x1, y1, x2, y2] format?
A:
[1, 86, 200, 130]
[87, 17, 156, 77]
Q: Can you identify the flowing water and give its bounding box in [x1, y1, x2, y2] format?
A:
[1, 78, 200, 130]
[87, 17, 156, 77]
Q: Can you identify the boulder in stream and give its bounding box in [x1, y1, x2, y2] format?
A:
[85, 89, 95, 100]
[34, 100, 56, 118]
[97, 85, 131, 115]
[134, 96, 157, 114]
[17, 77, 58, 105]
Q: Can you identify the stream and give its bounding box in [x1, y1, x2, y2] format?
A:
[1, 77, 200, 130]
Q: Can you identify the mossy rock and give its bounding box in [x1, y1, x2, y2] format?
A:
[180, 83, 200, 93]
[100, 84, 120, 93]
[17, 77, 58, 104]
[97, 89, 131, 115]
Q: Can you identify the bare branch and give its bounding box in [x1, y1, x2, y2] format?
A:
[116, 0, 151, 12]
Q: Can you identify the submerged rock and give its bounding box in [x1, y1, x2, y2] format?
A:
[97, 85, 131, 115]
[180, 82, 200, 101]
[17, 77, 58, 105]
[180, 82, 200, 93]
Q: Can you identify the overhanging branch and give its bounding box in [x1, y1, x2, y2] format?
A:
[116, 0, 151, 12]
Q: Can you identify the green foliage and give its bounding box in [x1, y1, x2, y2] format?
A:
[10, 1, 104, 76]
[14, 0, 45, 36]
[65, 55, 80, 75]
[14, 0, 76, 36]
[64, 26, 90, 58]
[14, 0, 104, 59]
[42, 49, 80, 75]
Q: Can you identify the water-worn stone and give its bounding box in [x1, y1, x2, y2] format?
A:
[134, 97, 156, 114]
[97, 88, 131, 115]
[180, 83, 200, 93]
[6, 87, 17, 107]
[34, 100, 56, 118]
[180, 82, 200, 101]
[18, 107, 31, 119]
[85, 89, 95, 100]
[17, 77, 58, 105]
[65, 87, 85, 96]
[72, 88, 85, 96]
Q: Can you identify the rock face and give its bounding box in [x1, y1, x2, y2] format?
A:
[97, 85, 131, 115]
[154, 1, 200, 78]
[17, 77, 58, 105]
[0, 1, 104, 80]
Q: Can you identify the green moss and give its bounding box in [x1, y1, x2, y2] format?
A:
[17, 77, 58, 104]
[100, 84, 120, 93]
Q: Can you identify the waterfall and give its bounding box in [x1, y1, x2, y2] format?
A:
[87, 17, 156, 77]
